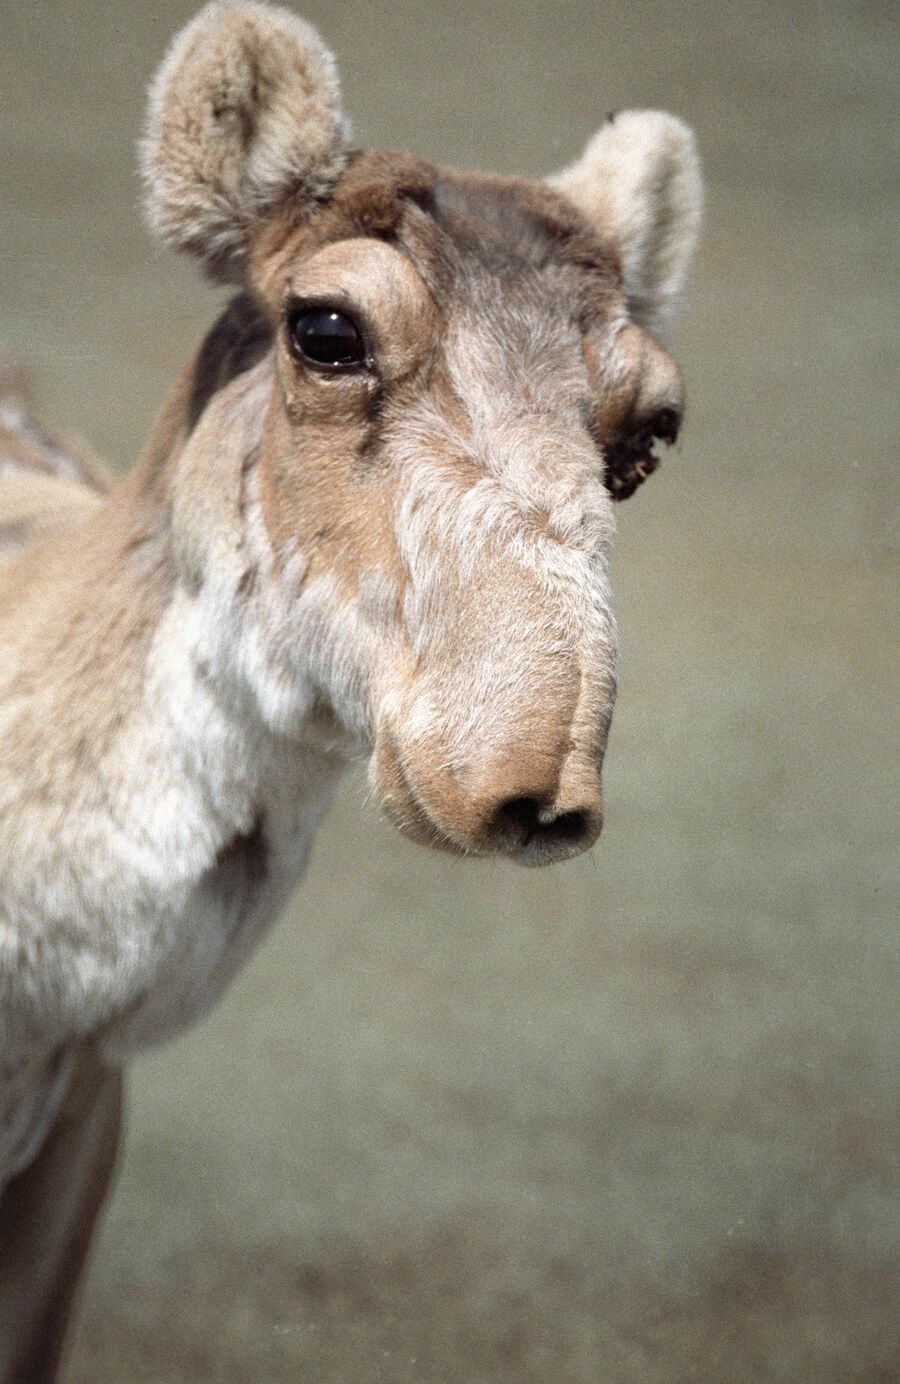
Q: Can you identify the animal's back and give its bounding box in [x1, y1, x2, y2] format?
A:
[0, 354, 110, 564]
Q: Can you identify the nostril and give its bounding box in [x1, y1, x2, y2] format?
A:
[495, 795, 543, 835]
[543, 808, 591, 845]
[492, 796, 592, 849]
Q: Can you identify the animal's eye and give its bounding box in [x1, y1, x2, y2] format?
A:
[287, 307, 367, 370]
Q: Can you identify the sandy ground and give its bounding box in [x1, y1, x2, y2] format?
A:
[2, 1, 897, 1380]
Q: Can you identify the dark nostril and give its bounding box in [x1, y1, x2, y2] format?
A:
[493, 796, 591, 848]
[496, 796, 542, 834]
[544, 808, 591, 844]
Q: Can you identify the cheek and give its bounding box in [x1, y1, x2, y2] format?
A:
[256, 415, 410, 657]
[256, 401, 367, 562]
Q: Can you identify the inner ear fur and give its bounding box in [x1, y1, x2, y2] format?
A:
[142, 1, 348, 282]
[549, 111, 702, 341]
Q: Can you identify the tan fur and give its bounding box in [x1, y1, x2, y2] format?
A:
[0, 358, 108, 490]
[0, 360, 111, 562]
[0, 6, 701, 1377]
[0, 473, 101, 558]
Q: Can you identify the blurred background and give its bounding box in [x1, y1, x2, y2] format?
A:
[2, 1, 896, 1380]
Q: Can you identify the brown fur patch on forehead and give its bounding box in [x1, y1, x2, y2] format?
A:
[431, 167, 622, 284]
[252, 149, 622, 313]
[294, 149, 437, 236]
[252, 150, 436, 284]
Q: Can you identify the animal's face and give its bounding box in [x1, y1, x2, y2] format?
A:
[144, 2, 701, 865]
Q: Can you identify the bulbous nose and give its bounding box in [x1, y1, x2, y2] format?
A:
[442, 737, 604, 862]
[374, 699, 610, 865]
[373, 724, 606, 865]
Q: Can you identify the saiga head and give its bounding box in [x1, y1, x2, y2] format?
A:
[142, 1, 702, 865]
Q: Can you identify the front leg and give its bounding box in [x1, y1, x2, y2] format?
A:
[0, 1048, 123, 1384]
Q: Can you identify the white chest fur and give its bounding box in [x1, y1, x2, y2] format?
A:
[0, 567, 345, 1189]
[98, 766, 334, 1057]
[0, 721, 342, 1188]
[0, 367, 354, 1181]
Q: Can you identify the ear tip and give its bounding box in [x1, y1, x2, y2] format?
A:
[590, 109, 701, 172]
[584, 109, 704, 237]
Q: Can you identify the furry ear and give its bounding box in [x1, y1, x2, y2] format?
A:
[549, 112, 702, 340]
[141, 1, 347, 281]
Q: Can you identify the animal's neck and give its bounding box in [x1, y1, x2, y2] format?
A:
[1, 354, 346, 1047]
[115, 355, 350, 833]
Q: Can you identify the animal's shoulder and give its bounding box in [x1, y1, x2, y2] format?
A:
[0, 354, 110, 561]
[0, 471, 103, 563]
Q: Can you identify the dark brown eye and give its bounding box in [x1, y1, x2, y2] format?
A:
[287, 307, 367, 370]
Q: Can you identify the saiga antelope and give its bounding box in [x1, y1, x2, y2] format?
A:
[0, 3, 702, 1377]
